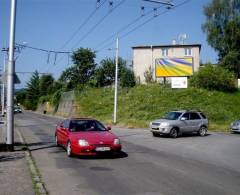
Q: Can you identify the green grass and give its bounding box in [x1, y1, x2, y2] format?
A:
[75, 84, 240, 132]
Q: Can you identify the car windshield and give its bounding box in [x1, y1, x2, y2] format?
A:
[69, 120, 107, 132]
[163, 112, 182, 120]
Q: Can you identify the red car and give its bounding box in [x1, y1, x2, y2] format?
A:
[55, 118, 122, 157]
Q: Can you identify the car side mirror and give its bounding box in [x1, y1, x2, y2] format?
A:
[107, 126, 111, 131]
[180, 117, 187, 121]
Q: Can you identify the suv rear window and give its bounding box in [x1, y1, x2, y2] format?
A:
[199, 113, 206, 119]
[190, 112, 201, 120]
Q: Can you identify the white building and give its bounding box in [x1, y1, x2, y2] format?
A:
[132, 44, 201, 83]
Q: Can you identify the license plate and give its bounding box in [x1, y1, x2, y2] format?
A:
[95, 147, 111, 151]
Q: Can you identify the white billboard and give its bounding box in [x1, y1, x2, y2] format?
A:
[171, 77, 188, 88]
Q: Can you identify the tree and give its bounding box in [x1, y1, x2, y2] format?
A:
[59, 48, 96, 89]
[190, 64, 236, 92]
[220, 50, 240, 77]
[95, 57, 135, 87]
[120, 68, 136, 88]
[16, 89, 27, 105]
[202, 0, 240, 59]
[39, 74, 54, 96]
[25, 71, 40, 110]
[202, 0, 240, 77]
[95, 58, 115, 87]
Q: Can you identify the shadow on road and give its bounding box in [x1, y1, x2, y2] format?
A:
[75, 151, 128, 160]
[27, 141, 53, 147]
[0, 153, 24, 162]
[29, 144, 57, 152]
[0, 142, 24, 152]
[154, 133, 212, 139]
[25, 141, 58, 152]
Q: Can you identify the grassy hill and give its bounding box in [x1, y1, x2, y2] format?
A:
[75, 84, 240, 131]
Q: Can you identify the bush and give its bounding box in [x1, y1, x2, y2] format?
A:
[190, 64, 237, 92]
[144, 66, 154, 83]
[120, 68, 136, 88]
[50, 90, 62, 112]
[220, 51, 240, 78]
[38, 95, 51, 105]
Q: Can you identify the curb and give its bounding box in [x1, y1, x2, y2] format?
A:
[16, 129, 48, 195]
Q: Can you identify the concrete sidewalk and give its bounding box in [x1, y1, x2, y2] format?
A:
[0, 123, 34, 195]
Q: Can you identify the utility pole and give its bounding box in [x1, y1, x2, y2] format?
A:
[6, 0, 17, 151]
[113, 38, 119, 124]
[1, 51, 6, 116]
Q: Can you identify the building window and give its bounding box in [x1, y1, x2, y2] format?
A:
[162, 48, 168, 56]
[185, 48, 192, 56]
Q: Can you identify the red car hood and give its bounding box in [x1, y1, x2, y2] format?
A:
[71, 131, 118, 145]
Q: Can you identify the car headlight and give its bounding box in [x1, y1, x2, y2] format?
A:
[78, 139, 89, 146]
[160, 122, 169, 127]
[113, 138, 120, 145]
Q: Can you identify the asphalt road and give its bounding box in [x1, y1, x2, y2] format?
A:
[15, 111, 240, 195]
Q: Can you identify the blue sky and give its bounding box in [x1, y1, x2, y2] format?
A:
[0, 0, 218, 88]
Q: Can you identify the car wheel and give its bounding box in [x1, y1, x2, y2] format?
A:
[67, 141, 73, 157]
[55, 135, 59, 146]
[170, 128, 178, 138]
[152, 132, 159, 137]
[199, 126, 207, 136]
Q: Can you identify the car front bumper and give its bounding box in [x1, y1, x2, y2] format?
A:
[151, 127, 172, 134]
[71, 144, 122, 156]
[231, 127, 240, 133]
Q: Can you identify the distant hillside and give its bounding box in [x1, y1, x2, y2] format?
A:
[15, 88, 26, 94]
[74, 84, 240, 131]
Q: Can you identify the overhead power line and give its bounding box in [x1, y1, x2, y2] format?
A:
[15, 43, 71, 66]
[16, 43, 70, 54]
[95, 4, 165, 50]
[71, 0, 126, 50]
[97, 0, 191, 52]
[59, 0, 108, 50]
[53, 0, 126, 68]
[16, 71, 50, 75]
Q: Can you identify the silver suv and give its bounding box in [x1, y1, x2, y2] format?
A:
[150, 111, 208, 138]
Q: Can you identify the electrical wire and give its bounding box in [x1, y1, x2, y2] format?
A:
[15, 43, 70, 54]
[96, 0, 192, 52]
[59, 0, 108, 50]
[53, 0, 126, 68]
[71, 0, 126, 50]
[95, 4, 165, 50]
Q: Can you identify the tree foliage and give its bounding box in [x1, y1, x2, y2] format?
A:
[25, 71, 40, 110]
[16, 89, 27, 105]
[120, 68, 136, 88]
[190, 64, 237, 92]
[202, 0, 240, 59]
[202, 0, 240, 77]
[95, 57, 135, 88]
[220, 50, 240, 77]
[59, 48, 96, 89]
[39, 74, 54, 96]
